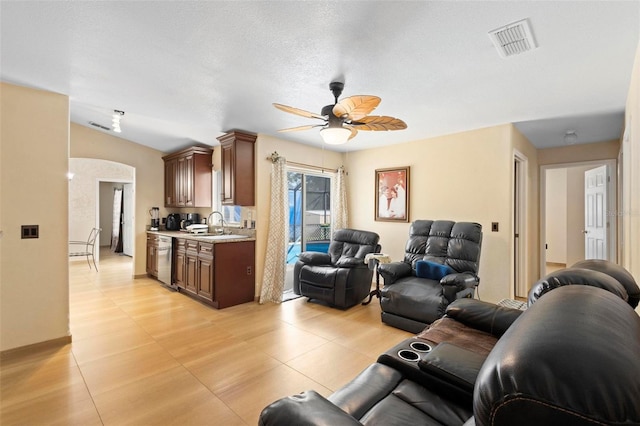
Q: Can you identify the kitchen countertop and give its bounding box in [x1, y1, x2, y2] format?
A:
[147, 230, 256, 243]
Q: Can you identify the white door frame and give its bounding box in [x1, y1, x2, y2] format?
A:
[512, 149, 528, 298]
[539, 159, 617, 277]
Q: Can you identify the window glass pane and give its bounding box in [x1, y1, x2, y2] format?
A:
[223, 205, 241, 224]
[286, 171, 331, 264]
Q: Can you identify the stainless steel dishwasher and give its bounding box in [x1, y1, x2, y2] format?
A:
[156, 236, 173, 287]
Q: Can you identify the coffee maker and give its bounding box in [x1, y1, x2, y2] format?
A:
[149, 207, 160, 230]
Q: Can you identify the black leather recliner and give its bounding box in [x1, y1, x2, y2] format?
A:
[259, 285, 640, 426]
[527, 259, 640, 309]
[293, 228, 381, 309]
[378, 220, 482, 333]
[571, 258, 640, 307]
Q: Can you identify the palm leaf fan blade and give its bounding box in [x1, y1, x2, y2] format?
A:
[277, 124, 322, 133]
[333, 96, 381, 120]
[273, 103, 326, 120]
[352, 116, 408, 131]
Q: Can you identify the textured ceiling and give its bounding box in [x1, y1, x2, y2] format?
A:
[1, 1, 638, 153]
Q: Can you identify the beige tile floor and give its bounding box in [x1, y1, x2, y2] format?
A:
[1, 249, 411, 425]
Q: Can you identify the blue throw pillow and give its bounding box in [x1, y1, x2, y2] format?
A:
[415, 260, 454, 280]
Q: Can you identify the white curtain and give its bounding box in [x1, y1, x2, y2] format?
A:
[332, 166, 348, 230]
[259, 155, 288, 304]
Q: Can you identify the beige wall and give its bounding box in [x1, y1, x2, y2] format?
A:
[1, 83, 70, 351]
[546, 168, 568, 264]
[254, 135, 343, 296]
[70, 123, 165, 276]
[345, 125, 515, 303]
[538, 140, 620, 166]
[621, 41, 640, 293]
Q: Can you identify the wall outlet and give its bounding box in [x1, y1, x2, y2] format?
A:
[491, 222, 499, 232]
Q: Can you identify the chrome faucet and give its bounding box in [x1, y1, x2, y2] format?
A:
[208, 211, 225, 235]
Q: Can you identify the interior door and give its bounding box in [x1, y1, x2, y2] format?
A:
[584, 165, 607, 260]
[122, 183, 134, 257]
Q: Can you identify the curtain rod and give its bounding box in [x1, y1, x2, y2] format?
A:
[266, 151, 340, 173]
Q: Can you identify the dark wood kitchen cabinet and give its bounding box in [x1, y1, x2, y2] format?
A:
[212, 241, 255, 309]
[216, 131, 256, 206]
[162, 146, 213, 208]
[174, 238, 186, 289]
[196, 243, 214, 301]
[184, 240, 199, 295]
[172, 238, 255, 309]
[146, 234, 159, 277]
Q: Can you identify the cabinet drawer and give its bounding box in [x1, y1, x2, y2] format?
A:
[186, 240, 199, 252]
[198, 242, 214, 255]
[175, 238, 186, 250]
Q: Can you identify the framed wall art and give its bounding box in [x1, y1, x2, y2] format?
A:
[375, 166, 409, 222]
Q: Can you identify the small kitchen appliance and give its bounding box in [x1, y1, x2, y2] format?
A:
[187, 213, 200, 224]
[166, 213, 181, 231]
[186, 223, 209, 234]
[149, 207, 160, 231]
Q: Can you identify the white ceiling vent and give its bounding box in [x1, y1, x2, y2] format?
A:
[488, 18, 537, 58]
[89, 121, 111, 131]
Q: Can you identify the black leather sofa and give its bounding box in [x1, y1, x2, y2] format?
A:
[259, 284, 640, 425]
[572, 258, 640, 307]
[528, 259, 640, 307]
[293, 228, 381, 309]
[378, 220, 482, 333]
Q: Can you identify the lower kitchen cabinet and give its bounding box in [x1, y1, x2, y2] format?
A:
[174, 238, 186, 288]
[172, 238, 255, 308]
[212, 241, 255, 309]
[184, 240, 199, 295]
[146, 234, 159, 277]
[196, 243, 214, 301]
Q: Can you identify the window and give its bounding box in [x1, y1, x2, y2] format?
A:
[212, 170, 243, 225]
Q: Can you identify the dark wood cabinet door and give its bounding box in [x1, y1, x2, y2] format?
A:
[184, 154, 194, 207]
[146, 236, 159, 277]
[221, 143, 234, 204]
[146, 239, 154, 275]
[163, 147, 213, 209]
[196, 242, 214, 300]
[164, 159, 177, 207]
[173, 243, 187, 288]
[217, 131, 256, 206]
[176, 156, 187, 207]
[185, 255, 198, 295]
[213, 241, 255, 309]
[197, 256, 214, 301]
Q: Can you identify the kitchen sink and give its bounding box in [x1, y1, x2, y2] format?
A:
[197, 234, 246, 240]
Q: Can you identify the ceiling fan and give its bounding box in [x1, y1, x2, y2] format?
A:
[273, 81, 407, 145]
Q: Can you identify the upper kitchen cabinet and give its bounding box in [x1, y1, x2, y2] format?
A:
[216, 131, 256, 206]
[163, 146, 213, 208]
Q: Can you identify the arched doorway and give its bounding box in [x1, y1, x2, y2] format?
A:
[69, 158, 135, 270]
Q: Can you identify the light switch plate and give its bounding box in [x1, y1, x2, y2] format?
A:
[21, 225, 39, 239]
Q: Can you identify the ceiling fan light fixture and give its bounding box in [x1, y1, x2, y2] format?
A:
[320, 127, 351, 145]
